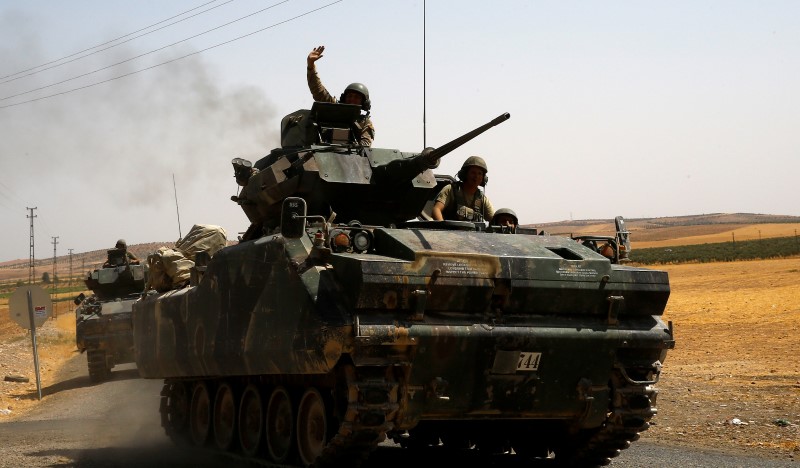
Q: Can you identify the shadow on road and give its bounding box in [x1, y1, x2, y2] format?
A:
[22, 443, 558, 468]
[11, 362, 142, 401]
[23, 444, 215, 468]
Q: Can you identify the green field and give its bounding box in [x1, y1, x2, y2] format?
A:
[631, 235, 800, 264]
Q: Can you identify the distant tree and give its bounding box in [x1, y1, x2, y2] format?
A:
[41, 272, 50, 284]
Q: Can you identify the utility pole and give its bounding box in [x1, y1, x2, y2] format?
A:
[27, 207, 37, 284]
[68, 248, 74, 315]
[51, 236, 59, 318]
[68, 249, 74, 288]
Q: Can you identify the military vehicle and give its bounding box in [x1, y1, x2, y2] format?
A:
[133, 103, 674, 466]
[74, 248, 145, 382]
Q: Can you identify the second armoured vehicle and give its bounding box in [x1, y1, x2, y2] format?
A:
[75, 248, 145, 382]
[133, 104, 675, 466]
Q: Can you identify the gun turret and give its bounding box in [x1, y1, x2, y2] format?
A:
[83, 262, 147, 300]
[234, 110, 511, 239]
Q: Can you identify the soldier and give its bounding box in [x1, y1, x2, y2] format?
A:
[432, 156, 495, 223]
[103, 239, 139, 267]
[491, 208, 518, 228]
[306, 45, 375, 147]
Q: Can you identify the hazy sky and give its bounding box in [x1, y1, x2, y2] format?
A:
[1, 1, 798, 262]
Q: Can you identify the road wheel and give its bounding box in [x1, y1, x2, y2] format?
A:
[266, 386, 293, 463]
[213, 382, 237, 451]
[189, 381, 212, 446]
[238, 384, 264, 456]
[296, 388, 329, 466]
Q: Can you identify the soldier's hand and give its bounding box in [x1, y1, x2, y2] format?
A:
[307, 45, 325, 67]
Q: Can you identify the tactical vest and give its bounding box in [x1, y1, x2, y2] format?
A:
[443, 182, 486, 222]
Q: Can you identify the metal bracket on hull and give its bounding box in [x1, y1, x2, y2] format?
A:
[411, 289, 428, 321]
[615, 360, 662, 385]
[606, 295, 624, 325]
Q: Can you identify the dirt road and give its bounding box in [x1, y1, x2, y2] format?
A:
[1, 257, 799, 465]
[1, 354, 796, 468]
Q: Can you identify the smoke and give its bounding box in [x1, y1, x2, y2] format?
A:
[0, 10, 280, 258]
[3, 47, 277, 205]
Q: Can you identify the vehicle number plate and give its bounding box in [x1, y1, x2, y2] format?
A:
[517, 352, 542, 371]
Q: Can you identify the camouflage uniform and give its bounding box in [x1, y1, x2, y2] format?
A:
[307, 67, 375, 147]
[435, 183, 495, 222]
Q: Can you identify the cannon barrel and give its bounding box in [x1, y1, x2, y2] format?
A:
[372, 112, 510, 185]
[422, 112, 510, 165]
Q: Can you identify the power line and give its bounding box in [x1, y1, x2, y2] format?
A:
[0, 0, 291, 102]
[0, 0, 341, 110]
[0, 179, 27, 207]
[0, 0, 227, 83]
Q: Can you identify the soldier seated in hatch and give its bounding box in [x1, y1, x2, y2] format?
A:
[491, 208, 518, 229]
[306, 45, 375, 147]
[432, 156, 495, 223]
[103, 239, 139, 268]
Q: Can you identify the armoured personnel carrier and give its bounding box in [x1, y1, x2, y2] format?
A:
[75, 248, 145, 382]
[133, 104, 674, 466]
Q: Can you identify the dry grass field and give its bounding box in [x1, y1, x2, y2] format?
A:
[1, 216, 799, 460]
[644, 258, 800, 460]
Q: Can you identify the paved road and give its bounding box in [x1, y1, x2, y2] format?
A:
[0, 354, 795, 468]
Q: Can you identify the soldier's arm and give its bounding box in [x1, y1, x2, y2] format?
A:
[432, 185, 453, 221]
[483, 195, 495, 222]
[356, 118, 375, 147]
[307, 64, 335, 103]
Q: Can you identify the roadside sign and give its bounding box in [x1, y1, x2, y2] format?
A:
[7, 284, 51, 400]
[9, 285, 52, 329]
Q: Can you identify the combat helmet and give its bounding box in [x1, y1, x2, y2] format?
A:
[491, 208, 518, 226]
[340, 83, 371, 111]
[458, 156, 489, 185]
[115, 239, 127, 249]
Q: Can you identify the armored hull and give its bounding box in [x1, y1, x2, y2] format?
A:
[134, 224, 673, 465]
[76, 296, 137, 381]
[75, 262, 145, 382]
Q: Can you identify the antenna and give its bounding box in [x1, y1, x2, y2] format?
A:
[172, 173, 183, 240]
[423, 0, 427, 148]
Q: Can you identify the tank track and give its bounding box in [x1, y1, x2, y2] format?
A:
[312, 365, 398, 467]
[87, 349, 110, 383]
[559, 370, 658, 467]
[158, 364, 399, 468]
